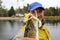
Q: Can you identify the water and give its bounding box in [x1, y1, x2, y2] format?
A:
[0, 21, 60, 40]
[45, 23, 60, 40]
[0, 21, 24, 40]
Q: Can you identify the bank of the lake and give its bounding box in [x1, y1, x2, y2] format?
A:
[44, 16, 60, 21]
[0, 16, 60, 21]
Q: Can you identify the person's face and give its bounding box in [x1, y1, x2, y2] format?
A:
[31, 8, 44, 20]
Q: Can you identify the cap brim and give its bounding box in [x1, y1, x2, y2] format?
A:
[30, 6, 44, 12]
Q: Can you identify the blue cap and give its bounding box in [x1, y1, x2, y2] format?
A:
[28, 2, 44, 12]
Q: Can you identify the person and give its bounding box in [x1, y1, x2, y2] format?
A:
[13, 2, 51, 40]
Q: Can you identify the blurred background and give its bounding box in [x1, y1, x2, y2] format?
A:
[0, 0, 60, 40]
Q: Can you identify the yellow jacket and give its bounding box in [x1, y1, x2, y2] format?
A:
[18, 13, 51, 40]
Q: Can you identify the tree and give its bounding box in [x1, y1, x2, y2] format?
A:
[58, 8, 60, 16]
[49, 7, 56, 16]
[0, 0, 2, 8]
[23, 6, 28, 13]
[19, 7, 24, 14]
[23, 4, 29, 13]
[44, 7, 60, 16]
[0, 0, 8, 17]
[19, 4, 29, 14]
[45, 8, 51, 16]
[8, 6, 16, 17]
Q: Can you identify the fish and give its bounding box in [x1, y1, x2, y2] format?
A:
[24, 19, 36, 38]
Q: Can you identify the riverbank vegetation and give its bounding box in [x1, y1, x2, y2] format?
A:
[0, 0, 60, 22]
[44, 16, 60, 23]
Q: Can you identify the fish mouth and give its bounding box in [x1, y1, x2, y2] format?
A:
[38, 16, 43, 20]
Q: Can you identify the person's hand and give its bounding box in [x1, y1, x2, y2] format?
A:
[18, 37, 36, 40]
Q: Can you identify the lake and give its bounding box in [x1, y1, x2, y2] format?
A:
[0, 21, 60, 40]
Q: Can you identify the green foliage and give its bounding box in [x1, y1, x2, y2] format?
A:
[19, 4, 29, 14]
[0, 1, 60, 17]
[19, 5, 60, 16]
[23, 4, 29, 13]
[0, 8, 7, 13]
[45, 8, 51, 16]
[8, 6, 16, 17]
[45, 7, 60, 16]
[23, 6, 28, 13]
[0, 8, 8, 16]
[19, 8, 24, 14]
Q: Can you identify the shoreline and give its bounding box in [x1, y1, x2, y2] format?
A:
[0, 16, 60, 21]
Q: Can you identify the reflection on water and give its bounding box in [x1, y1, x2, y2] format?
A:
[0, 21, 24, 40]
[45, 23, 60, 40]
[0, 21, 60, 40]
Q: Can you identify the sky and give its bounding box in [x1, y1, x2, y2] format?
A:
[1, 0, 60, 10]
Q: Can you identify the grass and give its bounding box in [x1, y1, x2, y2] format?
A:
[44, 16, 60, 21]
[44, 16, 60, 23]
